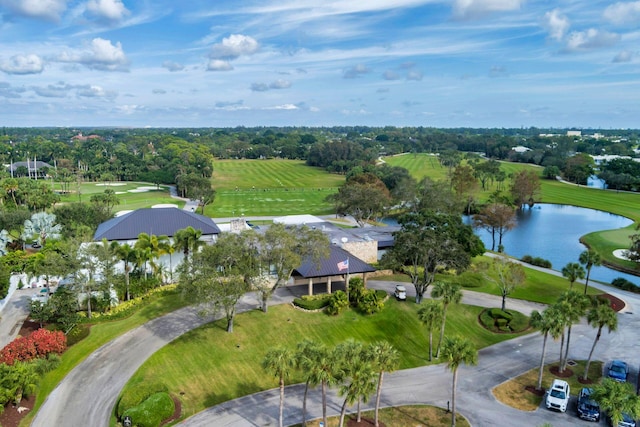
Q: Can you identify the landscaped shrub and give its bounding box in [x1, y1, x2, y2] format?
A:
[357, 290, 384, 314]
[117, 381, 169, 418]
[348, 277, 366, 305]
[122, 392, 174, 427]
[611, 277, 640, 293]
[293, 294, 331, 310]
[520, 255, 552, 269]
[0, 329, 66, 365]
[479, 308, 530, 333]
[326, 291, 349, 316]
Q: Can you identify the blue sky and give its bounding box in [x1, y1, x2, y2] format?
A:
[0, 0, 638, 128]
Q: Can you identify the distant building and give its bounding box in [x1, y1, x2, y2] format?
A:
[567, 130, 582, 137]
[511, 145, 532, 153]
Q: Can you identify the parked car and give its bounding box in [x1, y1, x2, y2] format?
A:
[394, 284, 407, 301]
[31, 240, 41, 249]
[607, 360, 629, 382]
[577, 387, 600, 422]
[610, 413, 636, 427]
[546, 379, 570, 412]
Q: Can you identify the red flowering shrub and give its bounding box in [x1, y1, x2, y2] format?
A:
[0, 329, 66, 365]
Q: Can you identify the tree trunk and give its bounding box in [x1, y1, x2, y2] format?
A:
[558, 330, 566, 372]
[436, 310, 447, 358]
[428, 330, 433, 361]
[501, 291, 507, 311]
[339, 398, 348, 427]
[375, 372, 384, 427]
[322, 381, 328, 427]
[357, 397, 362, 422]
[262, 294, 269, 313]
[302, 381, 309, 427]
[279, 378, 285, 427]
[451, 369, 458, 427]
[583, 327, 602, 381]
[536, 332, 548, 390]
[226, 316, 234, 333]
[562, 326, 573, 371]
[584, 268, 591, 295]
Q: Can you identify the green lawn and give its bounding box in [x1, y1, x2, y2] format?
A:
[209, 159, 344, 216]
[121, 298, 529, 422]
[55, 181, 181, 212]
[21, 290, 189, 427]
[382, 153, 449, 181]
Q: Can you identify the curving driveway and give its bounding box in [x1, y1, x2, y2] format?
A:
[32, 279, 639, 427]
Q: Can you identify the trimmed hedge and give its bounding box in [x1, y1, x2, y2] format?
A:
[117, 381, 169, 418]
[479, 308, 530, 333]
[611, 277, 640, 293]
[520, 255, 552, 269]
[292, 294, 331, 310]
[122, 392, 174, 427]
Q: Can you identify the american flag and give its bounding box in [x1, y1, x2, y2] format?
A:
[337, 259, 349, 271]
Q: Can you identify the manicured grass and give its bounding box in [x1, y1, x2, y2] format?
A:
[382, 153, 448, 181]
[122, 299, 528, 422]
[55, 181, 181, 211]
[492, 360, 603, 411]
[210, 159, 344, 216]
[20, 290, 189, 427]
[296, 405, 470, 427]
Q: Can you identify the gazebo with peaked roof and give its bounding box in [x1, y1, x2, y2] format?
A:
[292, 246, 376, 296]
[93, 207, 221, 242]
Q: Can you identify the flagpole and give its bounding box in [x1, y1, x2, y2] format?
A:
[346, 256, 350, 300]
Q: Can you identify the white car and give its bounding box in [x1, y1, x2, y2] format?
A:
[394, 285, 407, 300]
[545, 379, 570, 412]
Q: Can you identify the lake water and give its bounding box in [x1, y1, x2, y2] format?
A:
[465, 204, 638, 286]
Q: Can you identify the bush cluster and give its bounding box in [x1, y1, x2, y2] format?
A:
[292, 294, 331, 310]
[611, 277, 640, 293]
[520, 255, 552, 269]
[117, 381, 173, 427]
[0, 328, 66, 365]
[326, 278, 386, 316]
[479, 308, 530, 333]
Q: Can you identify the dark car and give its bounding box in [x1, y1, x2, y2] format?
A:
[610, 413, 636, 427]
[607, 360, 629, 382]
[577, 387, 600, 422]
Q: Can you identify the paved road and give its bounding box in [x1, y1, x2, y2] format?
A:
[0, 286, 38, 349]
[31, 276, 639, 427]
[178, 281, 639, 427]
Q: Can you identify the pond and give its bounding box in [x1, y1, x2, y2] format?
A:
[465, 203, 638, 286]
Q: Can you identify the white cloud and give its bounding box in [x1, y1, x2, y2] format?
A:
[162, 60, 184, 72]
[343, 64, 371, 78]
[207, 59, 233, 71]
[612, 50, 637, 62]
[0, 54, 44, 75]
[543, 9, 570, 41]
[32, 82, 74, 98]
[0, 0, 67, 21]
[57, 38, 129, 71]
[383, 71, 400, 80]
[269, 79, 292, 89]
[210, 34, 259, 59]
[604, 1, 640, 26]
[406, 70, 423, 80]
[251, 82, 269, 92]
[85, 0, 130, 23]
[76, 84, 117, 99]
[452, 0, 524, 19]
[152, 88, 167, 94]
[264, 104, 298, 110]
[564, 29, 620, 52]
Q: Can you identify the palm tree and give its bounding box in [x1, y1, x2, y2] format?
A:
[111, 242, 138, 301]
[173, 226, 203, 258]
[432, 281, 462, 358]
[583, 302, 618, 381]
[579, 250, 602, 294]
[295, 339, 322, 427]
[561, 262, 585, 290]
[530, 306, 564, 391]
[336, 341, 376, 427]
[262, 347, 295, 427]
[591, 378, 640, 426]
[440, 336, 478, 427]
[367, 341, 399, 427]
[135, 233, 170, 280]
[310, 344, 342, 427]
[417, 299, 443, 361]
[557, 291, 589, 372]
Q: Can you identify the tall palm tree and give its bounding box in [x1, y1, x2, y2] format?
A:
[173, 226, 203, 258]
[583, 302, 618, 380]
[591, 378, 640, 426]
[336, 341, 376, 427]
[295, 339, 322, 427]
[417, 299, 443, 361]
[579, 250, 602, 295]
[135, 233, 170, 280]
[440, 336, 478, 427]
[561, 262, 585, 290]
[432, 281, 462, 358]
[262, 347, 295, 427]
[309, 344, 342, 427]
[557, 291, 589, 372]
[111, 242, 138, 301]
[530, 306, 564, 391]
[367, 341, 399, 427]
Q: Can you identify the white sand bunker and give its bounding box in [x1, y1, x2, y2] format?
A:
[613, 249, 633, 260]
[128, 186, 160, 193]
[152, 204, 178, 209]
[96, 182, 127, 186]
[115, 191, 127, 194]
